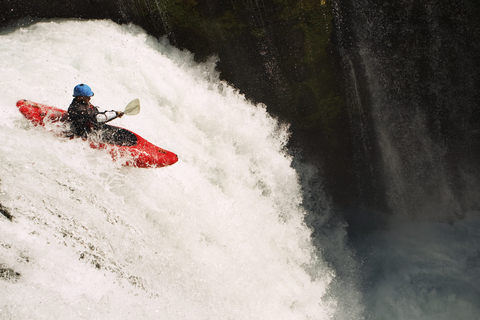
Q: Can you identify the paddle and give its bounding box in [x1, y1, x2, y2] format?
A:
[123, 99, 140, 115]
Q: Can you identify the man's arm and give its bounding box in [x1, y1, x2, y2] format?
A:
[96, 110, 123, 123]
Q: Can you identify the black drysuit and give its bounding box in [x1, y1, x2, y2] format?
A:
[68, 99, 118, 138]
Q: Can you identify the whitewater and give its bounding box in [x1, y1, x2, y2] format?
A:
[0, 19, 336, 319]
[1, 18, 480, 320]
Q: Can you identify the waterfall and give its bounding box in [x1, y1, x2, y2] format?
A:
[331, 1, 480, 319]
[0, 19, 338, 319]
[333, 0, 480, 221]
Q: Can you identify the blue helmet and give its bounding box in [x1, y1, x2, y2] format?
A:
[73, 84, 94, 97]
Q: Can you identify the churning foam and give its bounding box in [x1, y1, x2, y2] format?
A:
[0, 19, 336, 319]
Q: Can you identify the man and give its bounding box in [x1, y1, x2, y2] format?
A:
[68, 84, 124, 138]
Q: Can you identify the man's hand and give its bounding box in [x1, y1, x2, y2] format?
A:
[117, 111, 124, 118]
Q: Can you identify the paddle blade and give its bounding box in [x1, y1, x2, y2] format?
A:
[124, 99, 140, 115]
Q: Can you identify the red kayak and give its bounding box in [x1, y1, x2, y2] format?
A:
[16, 99, 178, 168]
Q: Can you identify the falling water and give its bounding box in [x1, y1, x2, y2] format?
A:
[0, 19, 337, 319]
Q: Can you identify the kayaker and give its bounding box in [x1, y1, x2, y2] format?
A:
[68, 84, 124, 138]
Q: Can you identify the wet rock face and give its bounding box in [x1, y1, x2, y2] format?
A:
[0, 266, 21, 281]
[1, 0, 118, 23]
[1, 203, 12, 221]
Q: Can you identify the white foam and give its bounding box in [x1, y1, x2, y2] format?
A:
[0, 19, 336, 319]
